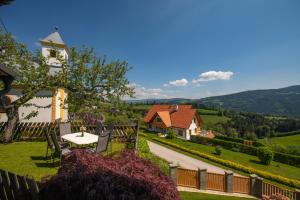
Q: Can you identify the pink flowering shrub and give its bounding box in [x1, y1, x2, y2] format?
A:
[39, 149, 180, 200]
[262, 194, 290, 200]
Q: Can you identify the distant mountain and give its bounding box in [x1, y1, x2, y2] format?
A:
[127, 98, 195, 104]
[200, 85, 300, 118]
[128, 85, 300, 118]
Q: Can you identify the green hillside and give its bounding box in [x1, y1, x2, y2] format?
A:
[260, 134, 300, 147]
[201, 85, 300, 118]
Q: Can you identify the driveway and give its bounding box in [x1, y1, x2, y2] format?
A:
[148, 141, 243, 176]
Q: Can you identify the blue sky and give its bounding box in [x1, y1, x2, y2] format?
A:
[1, 0, 300, 99]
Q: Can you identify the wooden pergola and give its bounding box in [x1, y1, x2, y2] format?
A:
[0, 64, 17, 96]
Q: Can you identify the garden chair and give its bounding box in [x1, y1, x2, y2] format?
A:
[45, 132, 54, 160]
[59, 122, 72, 140]
[50, 131, 71, 164]
[89, 124, 113, 154]
[93, 122, 103, 135]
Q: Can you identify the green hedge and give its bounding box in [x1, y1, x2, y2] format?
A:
[215, 135, 265, 147]
[191, 135, 300, 167]
[190, 135, 259, 156]
[152, 138, 300, 188]
[272, 129, 300, 137]
[273, 152, 300, 167]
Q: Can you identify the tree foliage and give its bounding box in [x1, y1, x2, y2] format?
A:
[257, 147, 273, 165]
[0, 28, 134, 142]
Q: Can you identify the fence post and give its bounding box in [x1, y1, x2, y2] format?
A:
[295, 189, 300, 200]
[225, 171, 234, 193]
[250, 174, 263, 198]
[134, 119, 140, 153]
[169, 164, 178, 184]
[198, 168, 207, 190]
[250, 174, 258, 196]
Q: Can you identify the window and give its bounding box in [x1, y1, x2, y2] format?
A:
[189, 130, 192, 135]
[50, 49, 57, 58]
[178, 130, 183, 137]
[156, 117, 162, 122]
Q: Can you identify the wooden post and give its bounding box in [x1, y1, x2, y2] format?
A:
[134, 119, 140, 153]
[169, 164, 178, 184]
[295, 189, 300, 200]
[198, 168, 207, 190]
[225, 171, 234, 193]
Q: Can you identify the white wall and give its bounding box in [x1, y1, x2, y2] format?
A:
[41, 45, 68, 68]
[0, 89, 53, 122]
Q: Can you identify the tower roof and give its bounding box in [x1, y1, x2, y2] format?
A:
[40, 31, 66, 46]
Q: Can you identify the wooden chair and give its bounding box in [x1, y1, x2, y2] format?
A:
[50, 131, 71, 164]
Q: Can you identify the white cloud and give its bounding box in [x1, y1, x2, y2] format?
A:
[164, 78, 188, 87]
[193, 71, 234, 83]
[127, 83, 170, 99]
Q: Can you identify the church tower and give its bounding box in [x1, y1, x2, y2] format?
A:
[40, 29, 68, 122]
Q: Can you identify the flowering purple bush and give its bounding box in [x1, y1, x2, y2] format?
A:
[39, 149, 180, 200]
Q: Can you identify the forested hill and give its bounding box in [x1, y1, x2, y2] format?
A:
[200, 85, 300, 118]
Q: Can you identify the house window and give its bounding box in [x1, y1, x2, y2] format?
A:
[156, 117, 162, 122]
[50, 49, 57, 58]
[178, 130, 184, 137]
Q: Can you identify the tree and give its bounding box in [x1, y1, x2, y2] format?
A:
[61, 47, 134, 113]
[0, 29, 58, 142]
[257, 147, 273, 165]
[0, 29, 134, 142]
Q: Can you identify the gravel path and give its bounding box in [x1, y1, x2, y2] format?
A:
[148, 140, 243, 176]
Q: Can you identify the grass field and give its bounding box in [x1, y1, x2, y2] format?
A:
[0, 139, 168, 180]
[141, 129, 300, 182]
[180, 192, 253, 200]
[197, 109, 219, 115]
[200, 114, 230, 129]
[260, 134, 300, 147]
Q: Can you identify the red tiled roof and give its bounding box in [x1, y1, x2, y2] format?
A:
[144, 105, 202, 129]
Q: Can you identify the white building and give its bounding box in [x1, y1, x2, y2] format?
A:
[144, 105, 202, 140]
[0, 31, 68, 122]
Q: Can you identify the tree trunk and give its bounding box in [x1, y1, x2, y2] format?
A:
[1, 105, 19, 143]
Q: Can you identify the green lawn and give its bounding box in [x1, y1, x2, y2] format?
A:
[0, 141, 58, 180]
[180, 192, 253, 200]
[197, 109, 219, 115]
[0, 139, 169, 181]
[141, 129, 300, 182]
[201, 115, 230, 128]
[260, 134, 300, 147]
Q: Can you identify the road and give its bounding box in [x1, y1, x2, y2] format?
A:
[148, 140, 242, 176]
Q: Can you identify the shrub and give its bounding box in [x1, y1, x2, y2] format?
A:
[152, 138, 300, 188]
[272, 129, 300, 137]
[257, 147, 273, 165]
[262, 194, 290, 200]
[273, 151, 300, 168]
[244, 132, 258, 141]
[39, 149, 179, 200]
[213, 146, 222, 155]
[190, 135, 300, 166]
[166, 128, 175, 139]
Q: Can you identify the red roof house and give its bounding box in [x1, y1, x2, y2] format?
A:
[144, 104, 202, 140]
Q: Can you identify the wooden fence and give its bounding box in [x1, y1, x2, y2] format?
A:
[263, 182, 297, 200]
[172, 166, 299, 199]
[176, 168, 199, 188]
[0, 121, 139, 141]
[0, 169, 39, 200]
[206, 172, 225, 191]
[233, 176, 250, 194]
